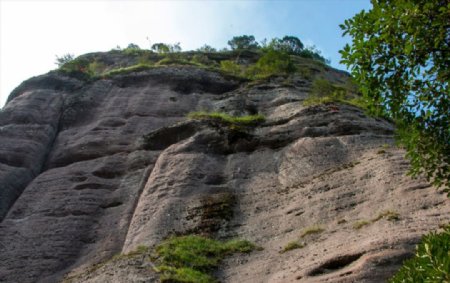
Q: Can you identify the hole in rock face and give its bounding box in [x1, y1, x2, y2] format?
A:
[100, 201, 123, 209]
[69, 176, 88, 182]
[173, 83, 194, 94]
[72, 183, 117, 191]
[92, 170, 120, 179]
[204, 175, 226, 185]
[308, 253, 364, 276]
[245, 104, 258, 115]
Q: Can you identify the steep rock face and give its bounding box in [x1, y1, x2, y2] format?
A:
[0, 88, 65, 219]
[0, 58, 448, 283]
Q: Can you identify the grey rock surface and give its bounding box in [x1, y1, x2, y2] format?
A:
[0, 59, 448, 283]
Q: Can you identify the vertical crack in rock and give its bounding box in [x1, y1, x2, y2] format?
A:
[120, 164, 155, 253]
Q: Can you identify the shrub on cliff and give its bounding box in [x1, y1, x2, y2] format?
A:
[246, 49, 295, 79]
[298, 46, 329, 64]
[303, 78, 369, 110]
[55, 53, 74, 67]
[58, 56, 95, 80]
[154, 235, 258, 283]
[122, 43, 144, 56]
[220, 60, 242, 77]
[389, 225, 450, 282]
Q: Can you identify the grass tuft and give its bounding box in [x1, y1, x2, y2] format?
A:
[103, 63, 154, 77]
[353, 210, 400, 230]
[300, 225, 325, 238]
[187, 111, 265, 126]
[280, 241, 305, 253]
[158, 266, 215, 283]
[353, 220, 371, 230]
[373, 210, 400, 222]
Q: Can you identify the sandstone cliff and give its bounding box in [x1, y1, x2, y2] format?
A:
[0, 51, 448, 283]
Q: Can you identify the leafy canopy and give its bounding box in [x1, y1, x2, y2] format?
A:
[389, 225, 450, 282]
[151, 42, 182, 53]
[267, 36, 304, 55]
[227, 35, 259, 50]
[340, 0, 450, 189]
[196, 44, 217, 53]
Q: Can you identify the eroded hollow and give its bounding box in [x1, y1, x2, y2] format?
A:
[308, 253, 364, 276]
[100, 201, 123, 209]
[92, 169, 121, 179]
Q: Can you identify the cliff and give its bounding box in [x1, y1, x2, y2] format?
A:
[0, 50, 448, 283]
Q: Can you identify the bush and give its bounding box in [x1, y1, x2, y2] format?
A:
[154, 235, 258, 283]
[55, 53, 74, 67]
[246, 49, 295, 79]
[303, 78, 370, 111]
[58, 56, 96, 80]
[87, 60, 106, 76]
[191, 54, 216, 67]
[298, 46, 329, 64]
[220, 60, 242, 77]
[122, 43, 143, 56]
[389, 225, 450, 282]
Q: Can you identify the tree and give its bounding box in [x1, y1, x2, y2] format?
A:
[298, 45, 329, 64]
[269, 36, 304, 55]
[227, 35, 259, 50]
[197, 44, 217, 52]
[340, 0, 449, 190]
[170, 42, 182, 53]
[126, 43, 140, 49]
[151, 43, 170, 53]
[151, 43, 181, 53]
[55, 53, 74, 67]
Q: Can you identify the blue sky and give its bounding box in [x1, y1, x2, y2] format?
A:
[0, 0, 371, 107]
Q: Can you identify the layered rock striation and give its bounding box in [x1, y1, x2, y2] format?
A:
[0, 52, 448, 283]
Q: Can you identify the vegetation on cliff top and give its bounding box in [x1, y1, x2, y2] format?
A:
[55, 35, 328, 82]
